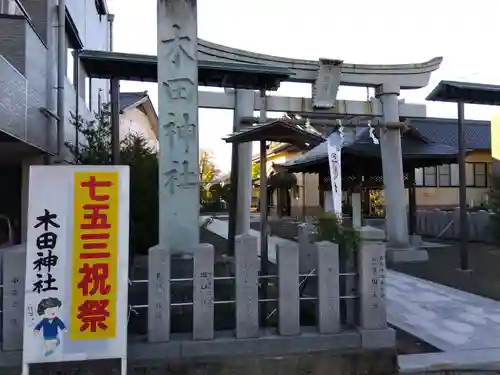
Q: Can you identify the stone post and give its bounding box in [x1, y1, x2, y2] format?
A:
[235, 90, 255, 235]
[148, 246, 170, 343]
[351, 192, 362, 228]
[357, 227, 395, 348]
[298, 222, 316, 274]
[193, 244, 215, 340]
[277, 242, 300, 336]
[315, 241, 341, 334]
[1, 248, 25, 351]
[157, 0, 200, 253]
[375, 83, 408, 249]
[234, 234, 259, 338]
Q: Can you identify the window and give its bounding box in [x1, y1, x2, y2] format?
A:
[463, 162, 488, 187]
[414, 168, 423, 186]
[450, 164, 459, 186]
[438, 165, 451, 187]
[472, 163, 487, 187]
[415, 167, 438, 187]
[466, 163, 474, 186]
[423, 167, 437, 187]
[417, 163, 489, 188]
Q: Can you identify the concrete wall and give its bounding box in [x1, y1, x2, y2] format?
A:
[0, 349, 397, 375]
[415, 209, 495, 243]
[120, 106, 159, 151]
[414, 187, 489, 208]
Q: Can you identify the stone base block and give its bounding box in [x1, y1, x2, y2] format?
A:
[358, 328, 396, 349]
[358, 225, 386, 241]
[410, 234, 422, 246]
[386, 248, 428, 263]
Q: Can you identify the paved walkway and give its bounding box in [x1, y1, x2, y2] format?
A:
[202, 217, 500, 354]
[388, 271, 500, 352]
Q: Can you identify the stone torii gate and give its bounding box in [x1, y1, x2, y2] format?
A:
[156, 0, 442, 258]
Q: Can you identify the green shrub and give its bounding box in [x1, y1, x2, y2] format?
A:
[311, 212, 361, 253]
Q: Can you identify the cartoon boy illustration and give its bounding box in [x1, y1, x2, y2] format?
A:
[34, 297, 66, 357]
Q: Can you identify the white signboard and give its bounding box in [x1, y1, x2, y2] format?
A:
[326, 132, 342, 216]
[22, 166, 129, 370]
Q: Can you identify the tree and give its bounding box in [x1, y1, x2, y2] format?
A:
[199, 149, 218, 203]
[251, 162, 260, 180]
[66, 104, 158, 260]
[200, 149, 217, 182]
[488, 175, 500, 243]
[209, 183, 230, 203]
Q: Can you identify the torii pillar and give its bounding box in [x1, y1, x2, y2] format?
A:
[376, 83, 428, 262]
[375, 84, 409, 246]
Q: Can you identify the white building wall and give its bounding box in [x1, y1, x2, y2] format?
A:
[120, 107, 158, 152]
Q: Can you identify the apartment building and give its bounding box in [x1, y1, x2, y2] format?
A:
[0, 0, 112, 243]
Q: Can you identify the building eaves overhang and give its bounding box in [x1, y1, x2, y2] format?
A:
[65, 7, 83, 50]
[79, 50, 292, 90]
[96, 0, 108, 15]
[224, 119, 325, 147]
[426, 80, 500, 105]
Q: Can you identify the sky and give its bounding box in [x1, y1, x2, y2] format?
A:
[107, 0, 500, 172]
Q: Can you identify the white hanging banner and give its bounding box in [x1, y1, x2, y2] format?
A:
[326, 131, 343, 216]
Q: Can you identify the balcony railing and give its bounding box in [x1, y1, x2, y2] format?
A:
[0, 0, 30, 19]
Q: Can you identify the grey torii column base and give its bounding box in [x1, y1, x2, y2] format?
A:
[386, 247, 429, 264]
[357, 328, 396, 349]
[358, 226, 428, 263]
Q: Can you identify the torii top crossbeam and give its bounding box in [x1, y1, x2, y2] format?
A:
[80, 40, 442, 90]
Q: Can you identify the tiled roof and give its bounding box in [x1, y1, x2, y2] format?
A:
[282, 126, 459, 170]
[119, 91, 148, 111]
[409, 117, 490, 150]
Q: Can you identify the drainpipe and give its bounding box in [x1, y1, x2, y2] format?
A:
[56, 0, 66, 162]
[107, 14, 115, 52]
[74, 48, 80, 160]
[44, 0, 55, 158]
